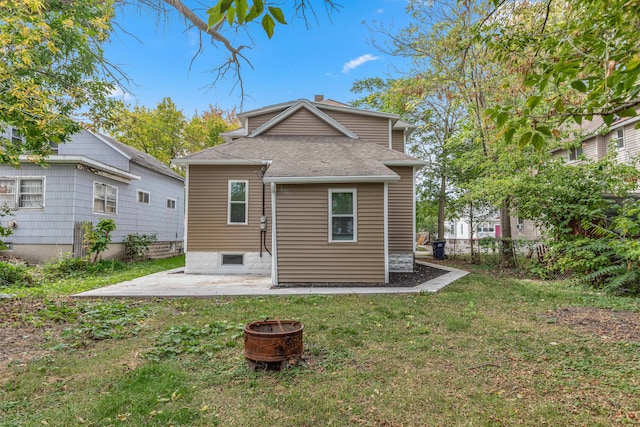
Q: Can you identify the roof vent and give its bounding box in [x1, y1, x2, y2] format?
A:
[137, 153, 144, 158]
[314, 94, 324, 102]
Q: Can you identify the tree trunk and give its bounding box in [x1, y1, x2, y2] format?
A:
[469, 201, 478, 264]
[499, 199, 516, 268]
[437, 173, 446, 240]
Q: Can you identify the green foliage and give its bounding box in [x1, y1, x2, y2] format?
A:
[38, 255, 91, 279]
[124, 233, 157, 262]
[207, 0, 288, 39]
[0, 0, 116, 165]
[143, 321, 244, 361]
[0, 205, 15, 248]
[0, 261, 31, 287]
[25, 300, 150, 347]
[482, 0, 640, 146]
[82, 218, 116, 263]
[104, 99, 238, 170]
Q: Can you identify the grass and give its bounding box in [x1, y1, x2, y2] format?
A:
[1, 262, 640, 426]
[0, 255, 184, 298]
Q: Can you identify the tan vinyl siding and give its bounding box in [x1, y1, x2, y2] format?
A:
[187, 165, 271, 252]
[322, 110, 390, 147]
[391, 130, 405, 153]
[263, 108, 343, 136]
[276, 183, 385, 283]
[388, 166, 414, 253]
[247, 110, 286, 133]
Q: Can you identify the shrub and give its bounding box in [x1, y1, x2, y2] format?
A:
[0, 261, 31, 287]
[83, 218, 116, 263]
[39, 255, 91, 279]
[124, 233, 157, 262]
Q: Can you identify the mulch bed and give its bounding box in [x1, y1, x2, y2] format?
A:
[276, 262, 449, 288]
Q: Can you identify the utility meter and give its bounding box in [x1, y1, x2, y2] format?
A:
[259, 215, 267, 230]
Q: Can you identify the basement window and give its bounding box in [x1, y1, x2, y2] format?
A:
[221, 254, 244, 265]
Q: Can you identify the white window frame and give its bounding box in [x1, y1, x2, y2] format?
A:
[568, 146, 583, 161]
[0, 177, 45, 210]
[227, 180, 248, 225]
[166, 198, 176, 209]
[616, 128, 625, 148]
[329, 188, 357, 243]
[137, 190, 150, 205]
[93, 181, 118, 215]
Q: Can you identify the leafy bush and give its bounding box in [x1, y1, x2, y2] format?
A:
[0, 261, 31, 287]
[83, 218, 116, 263]
[39, 255, 92, 279]
[124, 233, 157, 262]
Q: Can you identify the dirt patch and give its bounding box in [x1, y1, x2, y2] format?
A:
[0, 299, 66, 380]
[549, 306, 640, 343]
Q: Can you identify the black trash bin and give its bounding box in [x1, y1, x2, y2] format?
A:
[431, 240, 447, 260]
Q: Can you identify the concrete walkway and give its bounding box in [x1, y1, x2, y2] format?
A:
[74, 261, 468, 298]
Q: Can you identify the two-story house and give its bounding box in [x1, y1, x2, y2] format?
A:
[173, 97, 425, 285]
[0, 128, 185, 264]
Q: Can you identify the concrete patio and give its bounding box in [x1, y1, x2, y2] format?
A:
[74, 261, 468, 298]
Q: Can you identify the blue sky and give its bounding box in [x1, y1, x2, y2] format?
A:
[104, 0, 414, 116]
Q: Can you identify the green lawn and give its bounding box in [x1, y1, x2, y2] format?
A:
[1, 262, 639, 426]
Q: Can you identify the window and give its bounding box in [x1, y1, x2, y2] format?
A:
[228, 180, 248, 224]
[0, 178, 44, 209]
[517, 217, 524, 231]
[329, 189, 356, 242]
[19, 178, 44, 208]
[137, 190, 150, 204]
[166, 198, 176, 209]
[568, 146, 583, 161]
[616, 128, 625, 148]
[222, 254, 244, 265]
[10, 128, 23, 145]
[0, 179, 16, 208]
[477, 223, 494, 233]
[94, 182, 117, 214]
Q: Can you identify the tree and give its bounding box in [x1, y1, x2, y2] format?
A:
[107, 98, 239, 167]
[0, 0, 117, 166]
[146, 0, 339, 94]
[353, 75, 464, 241]
[481, 0, 640, 146]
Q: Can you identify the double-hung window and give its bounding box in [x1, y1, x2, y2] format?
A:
[137, 190, 150, 205]
[616, 128, 625, 148]
[329, 189, 356, 242]
[94, 182, 117, 214]
[166, 198, 176, 209]
[0, 177, 44, 209]
[568, 146, 583, 161]
[228, 180, 248, 224]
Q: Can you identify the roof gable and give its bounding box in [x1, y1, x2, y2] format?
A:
[249, 100, 358, 139]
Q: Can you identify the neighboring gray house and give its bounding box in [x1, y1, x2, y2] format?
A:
[0, 128, 185, 264]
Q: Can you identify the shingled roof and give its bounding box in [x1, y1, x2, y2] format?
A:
[174, 135, 425, 183]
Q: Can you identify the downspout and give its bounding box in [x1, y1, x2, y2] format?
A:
[384, 182, 389, 283]
[271, 182, 278, 286]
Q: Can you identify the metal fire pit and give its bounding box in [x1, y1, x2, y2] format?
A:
[243, 320, 303, 370]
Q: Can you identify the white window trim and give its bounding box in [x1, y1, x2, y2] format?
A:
[616, 128, 625, 148]
[166, 198, 176, 209]
[328, 188, 357, 243]
[227, 180, 249, 225]
[0, 176, 46, 210]
[93, 181, 118, 215]
[137, 189, 150, 205]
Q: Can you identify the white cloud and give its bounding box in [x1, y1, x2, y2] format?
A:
[377, 8, 384, 14]
[109, 86, 133, 102]
[341, 54, 381, 73]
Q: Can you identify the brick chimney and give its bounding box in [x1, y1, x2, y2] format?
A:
[314, 94, 324, 102]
